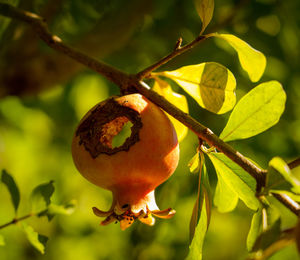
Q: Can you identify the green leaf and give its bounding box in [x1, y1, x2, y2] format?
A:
[214, 171, 239, 212]
[159, 62, 236, 114]
[187, 192, 209, 260]
[48, 200, 76, 215]
[208, 152, 260, 211]
[247, 209, 263, 252]
[215, 33, 266, 82]
[1, 169, 20, 213]
[253, 218, 281, 252]
[220, 81, 286, 142]
[189, 154, 211, 243]
[247, 204, 281, 252]
[153, 78, 189, 142]
[0, 234, 5, 246]
[30, 181, 55, 212]
[22, 223, 48, 254]
[188, 152, 200, 173]
[42, 200, 76, 221]
[268, 157, 300, 193]
[194, 0, 214, 34]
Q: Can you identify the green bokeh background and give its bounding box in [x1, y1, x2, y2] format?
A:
[0, 0, 299, 259]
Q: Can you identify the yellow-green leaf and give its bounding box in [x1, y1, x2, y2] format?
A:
[187, 191, 209, 260]
[159, 62, 236, 114]
[268, 157, 300, 193]
[215, 33, 266, 82]
[220, 81, 286, 142]
[194, 0, 214, 34]
[189, 153, 211, 243]
[208, 152, 260, 211]
[247, 209, 263, 252]
[153, 78, 188, 141]
[214, 172, 239, 212]
[22, 223, 48, 254]
[47, 200, 76, 216]
[188, 152, 200, 173]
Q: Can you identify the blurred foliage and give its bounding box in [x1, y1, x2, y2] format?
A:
[0, 0, 299, 259]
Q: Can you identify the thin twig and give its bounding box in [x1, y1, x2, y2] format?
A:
[136, 35, 209, 80]
[0, 213, 33, 229]
[288, 157, 300, 170]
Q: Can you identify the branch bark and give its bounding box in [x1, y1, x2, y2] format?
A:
[288, 157, 300, 170]
[0, 213, 33, 229]
[136, 35, 209, 80]
[271, 192, 300, 216]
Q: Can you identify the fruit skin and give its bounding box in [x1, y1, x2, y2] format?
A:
[72, 94, 179, 229]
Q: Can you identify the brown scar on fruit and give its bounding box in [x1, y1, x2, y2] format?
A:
[76, 98, 143, 158]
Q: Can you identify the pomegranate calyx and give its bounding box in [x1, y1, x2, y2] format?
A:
[92, 206, 113, 217]
[92, 205, 176, 230]
[151, 208, 176, 219]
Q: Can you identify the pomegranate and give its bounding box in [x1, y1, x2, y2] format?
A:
[72, 94, 179, 230]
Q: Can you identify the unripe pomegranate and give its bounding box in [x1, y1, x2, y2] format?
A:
[72, 94, 179, 230]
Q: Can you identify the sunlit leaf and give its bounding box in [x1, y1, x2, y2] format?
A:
[30, 181, 55, 212]
[187, 192, 209, 260]
[189, 153, 211, 243]
[153, 78, 189, 141]
[22, 223, 48, 254]
[0, 234, 5, 246]
[159, 62, 236, 114]
[268, 157, 300, 193]
[220, 81, 286, 142]
[43, 200, 76, 221]
[214, 171, 239, 212]
[1, 169, 20, 213]
[188, 152, 200, 173]
[208, 152, 260, 211]
[194, 0, 214, 34]
[247, 209, 263, 252]
[215, 33, 266, 82]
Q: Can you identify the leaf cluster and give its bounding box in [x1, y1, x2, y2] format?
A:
[0, 170, 76, 254]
